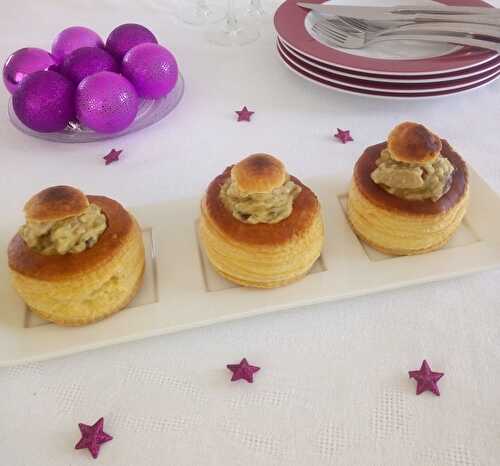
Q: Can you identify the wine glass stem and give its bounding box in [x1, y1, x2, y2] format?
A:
[250, 0, 263, 9]
[226, 0, 239, 32]
[196, 0, 210, 14]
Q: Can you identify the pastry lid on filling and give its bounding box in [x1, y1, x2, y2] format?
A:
[19, 186, 107, 255]
[231, 153, 287, 194]
[387, 122, 442, 165]
[24, 185, 90, 223]
[372, 123, 454, 202]
[220, 154, 302, 224]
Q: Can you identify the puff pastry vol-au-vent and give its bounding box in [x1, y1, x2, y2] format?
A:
[7, 185, 145, 326]
[199, 153, 324, 288]
[347, 122, 469, 256]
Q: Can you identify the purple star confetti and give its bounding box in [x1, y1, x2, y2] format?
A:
[409, 360, 444, 396]
[235, 106, 254, 122]
[334, 128, 353, 144]
[75, 417, 113, 459]
[227, 358, 260, 383]
[103, 148, 122, 165]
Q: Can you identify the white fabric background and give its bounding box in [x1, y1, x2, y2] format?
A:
[1, 1, 500, 465]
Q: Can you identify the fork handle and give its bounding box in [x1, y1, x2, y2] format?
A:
[368, 33, 500, 52]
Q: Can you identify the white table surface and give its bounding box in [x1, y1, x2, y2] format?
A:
[1, 1, 500, 465]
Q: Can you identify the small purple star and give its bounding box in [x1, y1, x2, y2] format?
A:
[227, 358, 260, 383]
[103, 149, 122, 165]
[75, 417, 113, 459]
[235, 106, 254, 122]
[409, 360, 444, 396]
[334, 128, 353, 144]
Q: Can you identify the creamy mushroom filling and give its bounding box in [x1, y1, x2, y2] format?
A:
[371, 149, 454, 202]
[220, 177, 302, 224]
[20, 204, 107, 255]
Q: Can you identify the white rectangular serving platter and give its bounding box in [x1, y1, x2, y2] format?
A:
[1, 169, 500, 367]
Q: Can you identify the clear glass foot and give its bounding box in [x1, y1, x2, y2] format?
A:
[147, 0, 176, 14]
[246, 0, 269, 21]
[207, 22, 260, 46]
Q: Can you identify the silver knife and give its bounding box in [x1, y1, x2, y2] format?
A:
[296, 3, 500, 17]
[297, 4, 500, 25]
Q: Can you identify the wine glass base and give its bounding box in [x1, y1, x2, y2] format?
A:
[207, 22, 260, 46]
[247, 5, 269, 20]
[177, 3, 226, 26]
[147, 0, 176, 14]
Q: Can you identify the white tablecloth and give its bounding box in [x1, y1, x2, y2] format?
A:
[1, 1, 500, 465]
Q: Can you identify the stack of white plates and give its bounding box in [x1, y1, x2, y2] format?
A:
[274, 0, 500, 99]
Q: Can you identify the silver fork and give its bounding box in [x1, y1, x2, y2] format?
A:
[337, 16, 385, 33]
[312, 20, 500, 51]
[334, 17, 500, 40]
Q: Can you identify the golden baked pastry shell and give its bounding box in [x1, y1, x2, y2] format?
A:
[199, 166, 324, 288]
[347, 140, 469, 256]
[8, 195, 145, 326]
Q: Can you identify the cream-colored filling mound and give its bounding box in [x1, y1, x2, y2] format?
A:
[371, 149, 454, 202]
[220, 177, 302, 224]
[20, 204, 107, 255]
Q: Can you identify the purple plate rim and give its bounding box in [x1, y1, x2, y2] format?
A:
[277, 44, 500, 98]
[274, 0, 499, 75]
[279, 37, 500, 83]
[278, 40, 500, 92]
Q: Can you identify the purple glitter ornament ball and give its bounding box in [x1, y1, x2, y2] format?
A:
[3, 48, 57, 95]
[61, 47, 118, 84]
[122, 43, 178, 99]
[52, 26, 103, 62]
[106, 23, 158, 61]
[76, 71, 138, 134]
[12, 70, 75, 132]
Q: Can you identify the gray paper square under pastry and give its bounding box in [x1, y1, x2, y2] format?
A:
[23, 228, 158, 328]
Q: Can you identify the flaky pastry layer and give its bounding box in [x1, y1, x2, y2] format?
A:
[199, 167, 324, 288]
[347, 140, 469, 256]
[347, 181, 468, 256]
[8, 196, 145, 326]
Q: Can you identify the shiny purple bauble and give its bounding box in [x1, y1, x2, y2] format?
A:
[122, 43, 178, 99]
[3, 47, 57, 94]
[12, 70, 75, 132]
[75, 71, 138, 133]
[106, 23, 158, 60]
[60, 47, 118, 84]
[51, 26, 103, 62]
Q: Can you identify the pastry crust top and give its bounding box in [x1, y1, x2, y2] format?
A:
[203, 166, 320, 246]
[387, 122, 442, 165]
[24, 186, 90, 223]
[231, 154, 287, 193]
[8, 195, 134, 281]
[354, 140, 468, 216]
